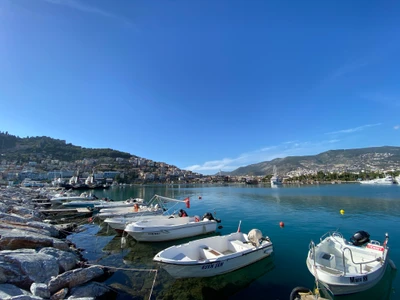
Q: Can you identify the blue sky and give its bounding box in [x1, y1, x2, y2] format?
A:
[0, 0, 399, 175]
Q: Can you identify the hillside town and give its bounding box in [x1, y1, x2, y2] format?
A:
[1, 154, 399, 187]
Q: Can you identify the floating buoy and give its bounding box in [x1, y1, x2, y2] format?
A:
[279, 221, 284, 227]
[340, 209, 345, 215]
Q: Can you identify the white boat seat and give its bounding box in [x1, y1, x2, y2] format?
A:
[172, 253, 192, 261]
[201, 246, 222, 259]
[228, 240, 253, 252]
[319, 252, 336, 268]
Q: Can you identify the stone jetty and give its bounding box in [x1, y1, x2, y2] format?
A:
[0, 186, 114, 300]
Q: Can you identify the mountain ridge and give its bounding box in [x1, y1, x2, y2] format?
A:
[225, 146, 400, 176]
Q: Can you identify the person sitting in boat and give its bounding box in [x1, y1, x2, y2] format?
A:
[178, 209, 188, 217]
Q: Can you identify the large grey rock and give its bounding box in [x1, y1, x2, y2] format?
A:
[0, 213, 28, 224]
[0, 202, 9, 213]
[39, 248, 78, 273]
[48, 266, 104, 293]
[0, 283, 30, 299]
[27, 221, 59, 238]
[0, 229, 69, 251]
[8, 206, 36, 218]
[0, 250, 59, 289]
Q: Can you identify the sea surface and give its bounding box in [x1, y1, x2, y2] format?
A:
[67, 183, 399, 299]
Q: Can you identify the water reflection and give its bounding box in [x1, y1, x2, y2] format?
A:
[156, 255, 275, 299]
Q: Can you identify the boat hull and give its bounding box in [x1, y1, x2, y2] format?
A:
[159, 244, 273, 278]
[154, 231, 273, 278]
[126, 220, 218, 242]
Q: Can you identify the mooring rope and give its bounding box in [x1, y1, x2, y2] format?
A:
[85, 262, 158, 300]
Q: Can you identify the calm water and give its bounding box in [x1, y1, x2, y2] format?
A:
[67, 183, 399, 299]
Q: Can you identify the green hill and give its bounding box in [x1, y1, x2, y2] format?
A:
[0, 132, 133, 162]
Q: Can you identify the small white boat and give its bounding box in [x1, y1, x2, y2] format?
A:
[306, 230, 390, 296]
[97, 194, 190, 219]
[359, 175, 396, 185]
[50, 192, 98, 204]
[62, 199, 107, 207]
[93, 198, 144, 209]
[125, 212, 221, 242]
[104, 214, 175, 233]
[97, 204, 163, 219]
[153, 228, 273, 278]
[270, 165, 283, 187]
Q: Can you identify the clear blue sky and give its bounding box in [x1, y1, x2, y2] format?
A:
[1, 0, 399, 175]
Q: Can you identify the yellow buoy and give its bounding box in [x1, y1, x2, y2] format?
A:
[340, 209, 345, 215]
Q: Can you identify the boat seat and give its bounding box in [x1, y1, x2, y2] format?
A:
[172, 253, 192, 261]
[318, 252, 336, 268]
[200, 246, 222, 259]
[228, 240, 253, 252]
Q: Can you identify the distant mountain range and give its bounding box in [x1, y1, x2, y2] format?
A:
[225, 146, 400, 176]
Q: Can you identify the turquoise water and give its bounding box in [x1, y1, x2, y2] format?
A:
[67, 184, 399, 299]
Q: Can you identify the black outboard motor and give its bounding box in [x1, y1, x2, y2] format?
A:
[350, 230, 370, 246]
[178, 209, 188, 217]
[202, 212, 221, 223]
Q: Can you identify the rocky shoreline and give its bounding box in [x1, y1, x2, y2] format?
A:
[0, 187, 115, 300]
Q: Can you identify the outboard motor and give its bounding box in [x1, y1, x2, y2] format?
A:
[178, 209, 188, 217]
[350, 230, 370, 246]
[202, 212, 221, 223]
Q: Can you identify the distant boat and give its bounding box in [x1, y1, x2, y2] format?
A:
[359, 175, 397, 185]
[270, 165, 283, 187]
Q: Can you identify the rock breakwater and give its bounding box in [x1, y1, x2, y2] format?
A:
[0, 187, 114, 300]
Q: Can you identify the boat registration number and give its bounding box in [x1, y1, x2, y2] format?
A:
[202, 261, 224, 270]
[350, 275, 368, 283]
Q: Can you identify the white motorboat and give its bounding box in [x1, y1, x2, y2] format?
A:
[93, 198, 144, 209]
[104, 214, 176, 233]
[153, 228, 273, 278]
[97, 194, 190, 219]
[306, 230, 390, 296]
[125, 212, 221, 242]
[270, 165, 283, 187]
[62, 199, 108, 208]
[50, 192, 98, 204]
[97, 203, 163, 219]
[359, 175, 396, 185]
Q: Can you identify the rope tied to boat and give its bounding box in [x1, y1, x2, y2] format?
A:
[309, 240, 321, 297]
